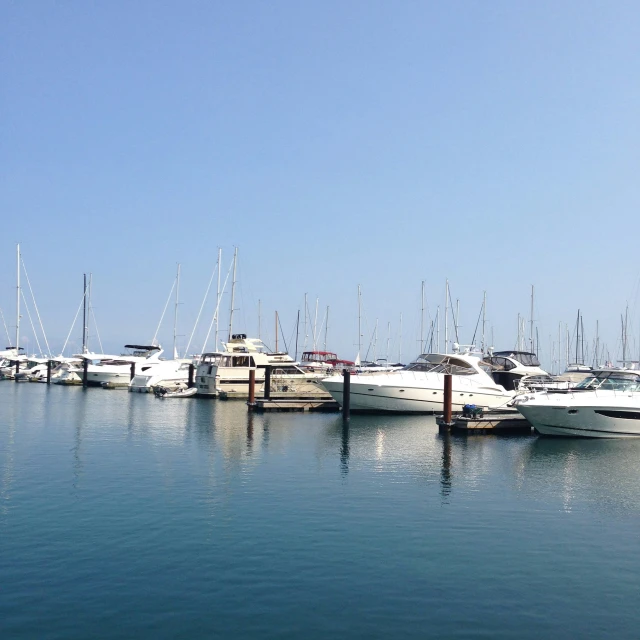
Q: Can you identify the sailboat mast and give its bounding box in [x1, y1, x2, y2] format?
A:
[173, 263, 180, 358]
[444, 280, 449, 352]
[373, 318, 378, 362]
[398, 312, 402, 362]
[228, 248, 238, 340]
[386, 321, 391, 362]
[575, 309, 580, 365]
[357, 285, 362, 358]
[482, 291, 486, 354]
[215, 248, 221, 350]
[530, 285, 534, 353]
[303, 293, 308, 350]
[15, 243, 20, 353]
[324, 306, 329, 351]
[313, 298, 319, 350]
[82, 273, 87, 353]
[420, 280, 425, 354]
[275, 311, 278, 352]
[436, 306, 440, 352]
[87, 273, 92, 353]
[294, 310, 300, 360]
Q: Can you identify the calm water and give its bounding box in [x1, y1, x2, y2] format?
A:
[1, 383, 639, 639]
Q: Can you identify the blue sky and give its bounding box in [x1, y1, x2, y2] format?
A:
[2, 1, 640, 368]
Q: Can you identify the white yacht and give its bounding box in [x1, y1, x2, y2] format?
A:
[515, 369, 640, 437]
[129, 358, 194, 392]
[196, 334, 327, 398]
[321, 349, 516, 413]
[79, 345, 164, 387]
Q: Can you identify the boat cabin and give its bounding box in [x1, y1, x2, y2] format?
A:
[481, 351, 547, 390]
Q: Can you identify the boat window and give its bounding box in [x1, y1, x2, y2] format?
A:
[249, 357, 256, 367]
[575, 373, 640, 392]
[232, 356, 250, 367]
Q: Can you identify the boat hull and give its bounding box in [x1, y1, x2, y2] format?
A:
[321, 374, 512, 413]
[517, 402, 640, 438]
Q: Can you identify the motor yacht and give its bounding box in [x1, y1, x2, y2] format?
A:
[78, 345, 164, 387]
[321, 348, 515, 413]
[195, 334, 327, 398]
[130, 358, 194, 392]
[514, 369, 640, 437]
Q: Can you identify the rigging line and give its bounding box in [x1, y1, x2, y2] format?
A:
[447, 285, 460, 343]
[20, 256, 51, 356]
[277, 313, 289, 354]
[20, 289, 43, 356]
[0, 307, 11, 345]
[364, 324, 377, 362]
[470, 302, 484, 346]
[184, 261, 219, 356]
[61, 289, 87, 356]
[90, 305, 104, 353]
[151, 277, 176, 346]
[201, 258, 234, 354]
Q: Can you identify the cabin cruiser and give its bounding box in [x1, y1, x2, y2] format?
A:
[321, 348, 516, 413]
[196, 334, 327, 397]
[514, 369, 640, 437]
[299, 351, 354, 373]
[78, 345, 164, 387]
[130, 358, 194, 392]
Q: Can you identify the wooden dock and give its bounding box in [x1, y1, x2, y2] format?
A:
[248, 398, 340, 413]
[438, 411, 532, 435]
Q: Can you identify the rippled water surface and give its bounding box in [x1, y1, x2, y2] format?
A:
[1, 383, 640, 639]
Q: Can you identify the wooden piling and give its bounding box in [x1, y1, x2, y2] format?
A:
[264, 365, 272, 400]
[342, 369, 351, 420]
[82, 358, 88, 388]
[15, 359, 20, 379]
[443, 374, 452, 424]
[248, 369, 256, 404]
[46, 360, 52, 384]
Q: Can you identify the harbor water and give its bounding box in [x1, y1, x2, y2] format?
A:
[1, 383, 639, 639]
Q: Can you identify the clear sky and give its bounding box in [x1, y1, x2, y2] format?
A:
[2, 1, 640, 369]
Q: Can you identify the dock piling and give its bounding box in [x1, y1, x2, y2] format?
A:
[46, 360, 52, 384]
[15, 359, 19, 379]
[82, 359, 88, 388]
[248, 369, 256, 404]
[264, 366, 272, 400]
[188, 364, 195, 388]
[342, 369, 351, 420]
[443, 374, 453, 425]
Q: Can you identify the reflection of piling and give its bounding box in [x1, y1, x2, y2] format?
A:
[82, 359, 88, 388]
[264, 366, 272, 400]
[188, 364, 195, 388]
[130, 362, 136, 381]
[47, 360, 52, 384]
[248, 369, 256, 404]
[342, 369, 351, 420]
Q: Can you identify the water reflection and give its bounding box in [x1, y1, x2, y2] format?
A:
[439, 433, 452, 502]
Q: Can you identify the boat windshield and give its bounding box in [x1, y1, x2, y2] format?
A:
[405, 356, 476, 376]
[575, 372, 640, 391]
[493, 351, 540, 367]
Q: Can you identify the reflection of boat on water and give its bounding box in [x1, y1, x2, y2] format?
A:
[515, 369, 640, 438]
[517, 437, 640, 514]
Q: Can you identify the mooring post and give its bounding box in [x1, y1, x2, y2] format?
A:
[46, 360, 52, 384]
[15, 359, 20, 379]
[248, 369, 256, 405]
[130, 362, 136, 381]
[264, 365, 272, 400]
[443, 373, 453, 425]
[342, 369, 351, 420]
[82, 358, 89, 388]
[188, 363, 195, 388]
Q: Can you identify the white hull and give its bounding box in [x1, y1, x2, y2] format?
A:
[321, 372, 512, 413]
[517, 401, 640, 438]
[84, 366, 134, 386]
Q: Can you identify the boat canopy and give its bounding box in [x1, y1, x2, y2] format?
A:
[492, 351, 540, 367]
[124, 344, 160, 351]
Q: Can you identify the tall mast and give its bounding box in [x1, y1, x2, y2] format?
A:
[398, 312, 402, 362]
[173, 263, 180, 359]
[444, 279, 449, 352]
[258, 299, 261, 339]
[581, 314, 585, 365]
[517, 313, 521, 350]
[215, 247, 221, 350]
[324, 306, 329, 350]
[228, 248, 238, 340]
[15, 243, 20, 353]
[575, 309, 580, 365]
[275, 311, 278, 352]
[82, 274, 87, 353]
[294, 310, 300, 360]
[386, 321, 391, 362]
[529, 285, 534, 352]
[303, 293, 308, 350]
[420, 280, 425, 354]
[313, 298, 319, 350]
[373, 318, 378, 362]
[436, 306, 440, 352]
[357, 285, 362, 359]
[87, 273, 92, 353]
[455, 299, 460, 344]
[481, 291, 486, 354]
